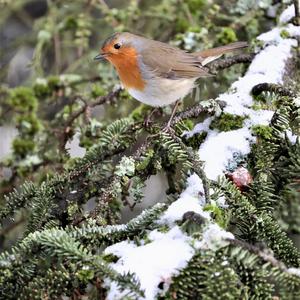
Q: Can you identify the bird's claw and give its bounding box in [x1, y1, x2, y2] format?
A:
[162, 124, 175, 134]
[143, 116, 153, 128]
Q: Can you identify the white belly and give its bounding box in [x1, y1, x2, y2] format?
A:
[127, 77, 196, 107]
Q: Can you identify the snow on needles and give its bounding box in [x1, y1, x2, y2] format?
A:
[105, 175, 232, 300]
[104, 5, 299, 300]
[279, 4, 295, 23]
[195, 6, 300, 181]
[105, 227, 194, 300]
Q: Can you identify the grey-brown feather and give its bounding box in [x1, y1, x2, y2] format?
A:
[140, 41, 211, 80]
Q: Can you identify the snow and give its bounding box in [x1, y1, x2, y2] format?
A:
[104, 5, 300, 299]
[159, 174, 210, 225]
[65, 131, 86, 158]
[199, 128, 254, 180]
[105, 173, 232, 299]
[183, 117, 212, 138]
[257, 26, 300, 44]
[105, 226, 194, 300]
[285, 130, 298, 144]
[287, 268, 300, 277]
[195, 223, 234, 251]
[279, 4, 295, 23]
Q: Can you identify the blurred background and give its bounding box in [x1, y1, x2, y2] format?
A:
[0, 0, 280, 248]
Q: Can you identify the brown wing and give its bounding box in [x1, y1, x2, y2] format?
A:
[140, 41, 211, 80]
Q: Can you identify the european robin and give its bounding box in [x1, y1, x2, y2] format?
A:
[94, 32, 247, 127]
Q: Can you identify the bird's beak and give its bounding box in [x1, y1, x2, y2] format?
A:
[94, 53, 108, 61]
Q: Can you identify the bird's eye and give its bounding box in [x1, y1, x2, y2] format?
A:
[114, 43, 121, 49]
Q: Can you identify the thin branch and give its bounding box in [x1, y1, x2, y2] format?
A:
[208, 53, 255, 74]
[251, 83, 296, 97]
[228, 238, 288, 271]
[53, 32, 61, 74]
[294, 0, 300, 26]
[59, 88, 122, 151]
[170, 100, 225, 127]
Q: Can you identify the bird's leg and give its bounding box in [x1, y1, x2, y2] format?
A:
[163, 100, 180, 132]
[143, 107, 159, 128]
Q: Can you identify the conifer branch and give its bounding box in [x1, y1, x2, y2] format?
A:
[252, 83, 296, 97]
[208, 53, 255, 73]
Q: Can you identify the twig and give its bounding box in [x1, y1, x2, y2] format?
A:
[294, 0, 300, 26]
[228, 238, 288, 271]
[59, 88, 122, 151]
[251, 83, 296, 97]
[0, 216, 26, 237]
[53, 32, 61, 74]
[208, 53, 255, 74]
[170, 100, 225, 127]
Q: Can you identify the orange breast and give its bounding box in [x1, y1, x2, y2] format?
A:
[106, 47, 145, 91]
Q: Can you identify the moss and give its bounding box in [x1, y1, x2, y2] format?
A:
[75, 269, 95, 283]
[251, 103, 270, 111]
[187, 0, 207, 11]
[47, 76, 61, 90]
[246, 18, 259, 39]
[203, 201, 230, 229]
[210, 113, 246, 132]
[16, 114, 42, 135]
[9, 87, 38, 112]
[91, 85, 105, 98]
[102, 253, 119, 263]
[157, 225, 170, 233]
[280, 29, 290, 39]
[33, 80, 51, 98]
[12, 138, 35, 157]
[136, 149, 155, 171]
[175, 18, 190, 32]
[217, 27, 237, 45]
[67, 202, 79, 219]
[183, 131, 208, 149]
[129, 104, 151, 122]
[252, 125, 274, 140]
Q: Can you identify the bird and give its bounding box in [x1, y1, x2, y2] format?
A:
[94, 32, 247, 129]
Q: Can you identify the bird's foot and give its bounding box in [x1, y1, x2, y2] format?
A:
[143, 108, 159, 128]
[143, 115, 154, 128]
[162, 122, 175, 134]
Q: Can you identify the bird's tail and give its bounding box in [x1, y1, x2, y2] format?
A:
[194, 41, 248, 66]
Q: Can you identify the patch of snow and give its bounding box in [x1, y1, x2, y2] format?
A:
[183, 117, 213, 138]
[159, 193, 210, 226]
[159, 173, 211, 225]
[180, 173, 205, 199]
[216, 196, 228, 208]
[285, 130, 298, 144]
[195, 223, 234, 251]
[199, 128, 253, 180]
[65, 132, 86, 158]
[248, 41, 295, 81]
[279, 4, 295, 23]
[105, 173, 234, 299]
[287, 267, 300, 277]
[105, 226, 194, 300]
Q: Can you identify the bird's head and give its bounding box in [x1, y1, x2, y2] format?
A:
[94, 32, 142, 63]
[94, 32, 147, 90]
